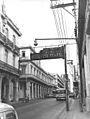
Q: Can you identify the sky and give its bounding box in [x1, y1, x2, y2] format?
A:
[2, 0, 78, 75]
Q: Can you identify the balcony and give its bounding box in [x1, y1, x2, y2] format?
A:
[0, 32, 19, 55]
[0, 60, 19, 76]
[20, 73, 53, 86]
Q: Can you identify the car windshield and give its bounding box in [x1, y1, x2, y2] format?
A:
[6, 111, 16, 119]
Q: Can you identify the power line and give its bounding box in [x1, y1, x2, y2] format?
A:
[56, 8, 63, 37]
[51, 1, 61, 37]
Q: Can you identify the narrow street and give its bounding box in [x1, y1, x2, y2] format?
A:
[16, 98, 66, 119]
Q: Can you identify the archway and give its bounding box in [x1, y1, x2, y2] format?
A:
[1, 77, 9, 102]
[11, 79, 16, 101]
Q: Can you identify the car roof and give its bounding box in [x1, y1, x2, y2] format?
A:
[0, 103, 14, 112]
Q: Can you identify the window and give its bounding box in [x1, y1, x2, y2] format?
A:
[13, 55, 15, 67]
[34, 68, 36, 75]
[5, 49, 8, 63]
[21, 65, 26, 74]
[37, 70, 38, 76]
[22, 51, 25, 57]
[6, 28, 9, 38]
[31, 65, 32, 74]
[6, 112, 16, 119]
[2, 19, 6, 33]
[13, 35, 16, 45]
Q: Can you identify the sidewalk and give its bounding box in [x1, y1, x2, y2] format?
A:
[60, 99, 90, 119]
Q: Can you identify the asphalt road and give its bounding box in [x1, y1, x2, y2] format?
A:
[16, 98, 66, 119]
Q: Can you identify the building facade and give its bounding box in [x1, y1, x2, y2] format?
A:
[0, 3, 22, 102]
[52, 74, 65, 89]
[78, 0, 90, 111]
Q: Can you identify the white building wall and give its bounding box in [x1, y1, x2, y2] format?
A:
[15, 56, 19, 69]
[8, 50, 13, 65]
[85, 35, 90, 111]
[26, 63, 30, 74]
[20, 48, 41, 67]
[2, 23, 18, 43]
[0, 27, 20, 69]
[0, 44, 19, 68]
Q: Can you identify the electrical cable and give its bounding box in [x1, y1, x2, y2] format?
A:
[56, 8, 63, 38]
[60, 8, 66, 38]
[57, 0, 68, 45]
[51, 1, 61, 37]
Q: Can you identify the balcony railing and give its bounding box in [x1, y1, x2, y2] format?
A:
[20, 73, 54, 86]
[0, 32, 19, 54]
[0, 60, 19, 76]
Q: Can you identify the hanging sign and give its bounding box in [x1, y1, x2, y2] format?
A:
[31, 46, 65, 60]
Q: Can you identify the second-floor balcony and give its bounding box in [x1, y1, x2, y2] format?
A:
[0, 60, 19, 76]
[0, 32, 19, 55]
[20, 73, 55, 87]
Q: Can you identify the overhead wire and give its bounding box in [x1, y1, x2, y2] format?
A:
[56, 0, 64, 38]
[51, 1, 61, 37]
[50, 0, 64, 40]
[50, 0, 74, 45]
[52, 9, 61, 37]
[56, 8, 63, 37]
[57, 0, 68, 45]
[55, 0, 65, 45]
[58, 1, 67, 38]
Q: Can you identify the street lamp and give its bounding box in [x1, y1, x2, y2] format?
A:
[34, 39, 38, 46]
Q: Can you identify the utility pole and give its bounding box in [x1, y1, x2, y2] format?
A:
[64, 45, 69, 111]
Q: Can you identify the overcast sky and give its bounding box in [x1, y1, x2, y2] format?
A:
[3, 0, 77, 75]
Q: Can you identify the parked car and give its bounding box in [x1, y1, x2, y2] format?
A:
[45, 94, 54, 98]
[0, 102, 18, 119]
[55, 88, 66, 101]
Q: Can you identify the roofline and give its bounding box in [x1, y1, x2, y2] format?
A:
[1, 14, 22, 36]
[19, 46, 36, 53]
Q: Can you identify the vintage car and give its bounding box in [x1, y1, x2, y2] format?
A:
[0, 102, 18, 119]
